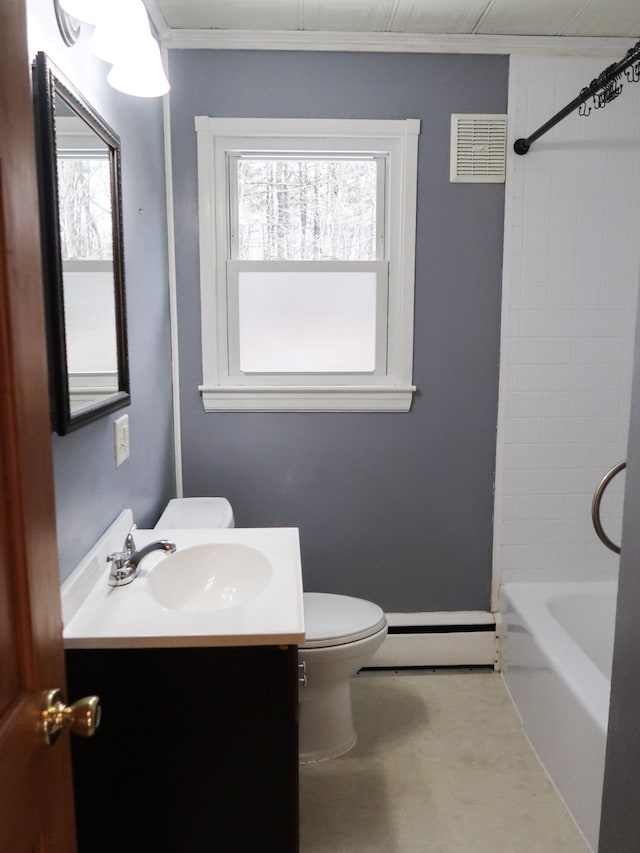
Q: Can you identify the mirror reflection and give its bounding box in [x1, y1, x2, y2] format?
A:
[55, 104, 119, 411]
[33, 52, 130, 435]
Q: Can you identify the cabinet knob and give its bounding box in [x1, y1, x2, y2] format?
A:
[41, 688, 102, 746]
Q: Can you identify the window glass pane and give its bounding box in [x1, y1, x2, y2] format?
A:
[236, 159, 377, 261]
[63, 270, 118, 373]
[57, 156, 113, 260]
[238, 270, 377, 372]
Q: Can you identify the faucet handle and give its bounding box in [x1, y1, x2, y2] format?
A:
[124, 523, 137, 554]
[106, 551, 128, 584]
[106, 551, 133, 586]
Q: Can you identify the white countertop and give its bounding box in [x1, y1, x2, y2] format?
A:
[62, 512, 305, 650]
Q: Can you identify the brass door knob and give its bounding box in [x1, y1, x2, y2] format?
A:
[41, 688, 102, 746]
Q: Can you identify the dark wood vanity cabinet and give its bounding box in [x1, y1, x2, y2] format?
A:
[66, 644, 299, 853]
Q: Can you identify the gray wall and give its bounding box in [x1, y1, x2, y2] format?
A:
[27, 0, 175, 581]
[170, 50, 508, 612]
[598, 267, 640, 849]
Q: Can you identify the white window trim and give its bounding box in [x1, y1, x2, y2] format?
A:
[195, 117, 419, 412]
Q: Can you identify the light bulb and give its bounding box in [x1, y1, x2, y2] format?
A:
[107, 36, 170, 98]
[88, 0, 151, 65]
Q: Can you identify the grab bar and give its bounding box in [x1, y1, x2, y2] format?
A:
[591, 461, 626, 554]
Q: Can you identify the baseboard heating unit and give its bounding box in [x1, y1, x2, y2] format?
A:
[368, 612, 498, 670]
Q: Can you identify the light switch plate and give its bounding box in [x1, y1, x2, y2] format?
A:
[114, 414, 130, 467]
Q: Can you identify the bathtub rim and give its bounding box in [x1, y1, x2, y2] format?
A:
[500, 581, 614, 734]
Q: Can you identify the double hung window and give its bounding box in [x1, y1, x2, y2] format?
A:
[195, 118, 419, 411]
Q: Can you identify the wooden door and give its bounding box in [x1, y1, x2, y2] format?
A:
[0, 1, 77, 850]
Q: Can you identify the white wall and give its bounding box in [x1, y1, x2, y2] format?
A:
[494, 55, 640, 590]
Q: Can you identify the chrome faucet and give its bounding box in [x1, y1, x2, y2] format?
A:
[107, 524, 176, 587]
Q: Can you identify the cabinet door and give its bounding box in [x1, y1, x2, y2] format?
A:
[67, 645, 298, 853]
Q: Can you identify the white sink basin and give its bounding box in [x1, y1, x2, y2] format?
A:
[146, 543, 272, 612]
[61, 515, 305, 649]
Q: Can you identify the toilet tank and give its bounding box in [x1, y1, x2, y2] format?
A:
[154, 497, 235, 529]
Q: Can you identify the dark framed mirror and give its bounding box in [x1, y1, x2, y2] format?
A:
[32, 51, 130, 435]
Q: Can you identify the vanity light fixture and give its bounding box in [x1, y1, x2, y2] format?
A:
[58, 0, 102, 24]
[53, 0, 81, 46]
[55, 0, 170, 98]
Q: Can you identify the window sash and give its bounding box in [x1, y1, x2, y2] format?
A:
[228, 153, 386, 262]
[225, 259, 389, 385]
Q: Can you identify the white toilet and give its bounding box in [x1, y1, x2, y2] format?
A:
[154, 497, 388, 763]
[155, 497, 235, 529]
[298, 592, 386, 762]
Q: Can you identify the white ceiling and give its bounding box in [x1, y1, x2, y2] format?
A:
[153, 0, 640, 39]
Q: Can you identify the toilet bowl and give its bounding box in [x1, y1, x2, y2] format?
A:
[155, 498, 387, 763]
[298, 592, 387, 762]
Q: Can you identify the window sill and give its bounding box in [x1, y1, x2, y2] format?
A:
[199, 385, 416, 412]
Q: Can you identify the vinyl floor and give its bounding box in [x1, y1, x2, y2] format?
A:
[299, 672, 590, 852]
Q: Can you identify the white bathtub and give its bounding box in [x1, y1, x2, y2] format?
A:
[500, 582, 617, 852]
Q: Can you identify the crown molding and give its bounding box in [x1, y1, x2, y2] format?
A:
[143, 0, 171, 41]
[161, 28, 634, 57]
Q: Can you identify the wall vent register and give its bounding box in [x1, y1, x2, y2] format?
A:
[450, 114, 507, 183]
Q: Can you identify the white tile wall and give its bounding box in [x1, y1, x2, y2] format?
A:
[494, 55, 640, 592]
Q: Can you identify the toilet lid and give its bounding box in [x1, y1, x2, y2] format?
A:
[301, 592, 387, 649]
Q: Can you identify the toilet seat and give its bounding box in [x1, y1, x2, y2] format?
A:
[301, 592, 387, 649]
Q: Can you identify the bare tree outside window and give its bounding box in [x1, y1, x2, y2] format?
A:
[57, 156, 113, 260]
[236, 158, 377, 261]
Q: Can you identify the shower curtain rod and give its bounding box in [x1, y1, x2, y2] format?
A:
[514, 38, 640, 155]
